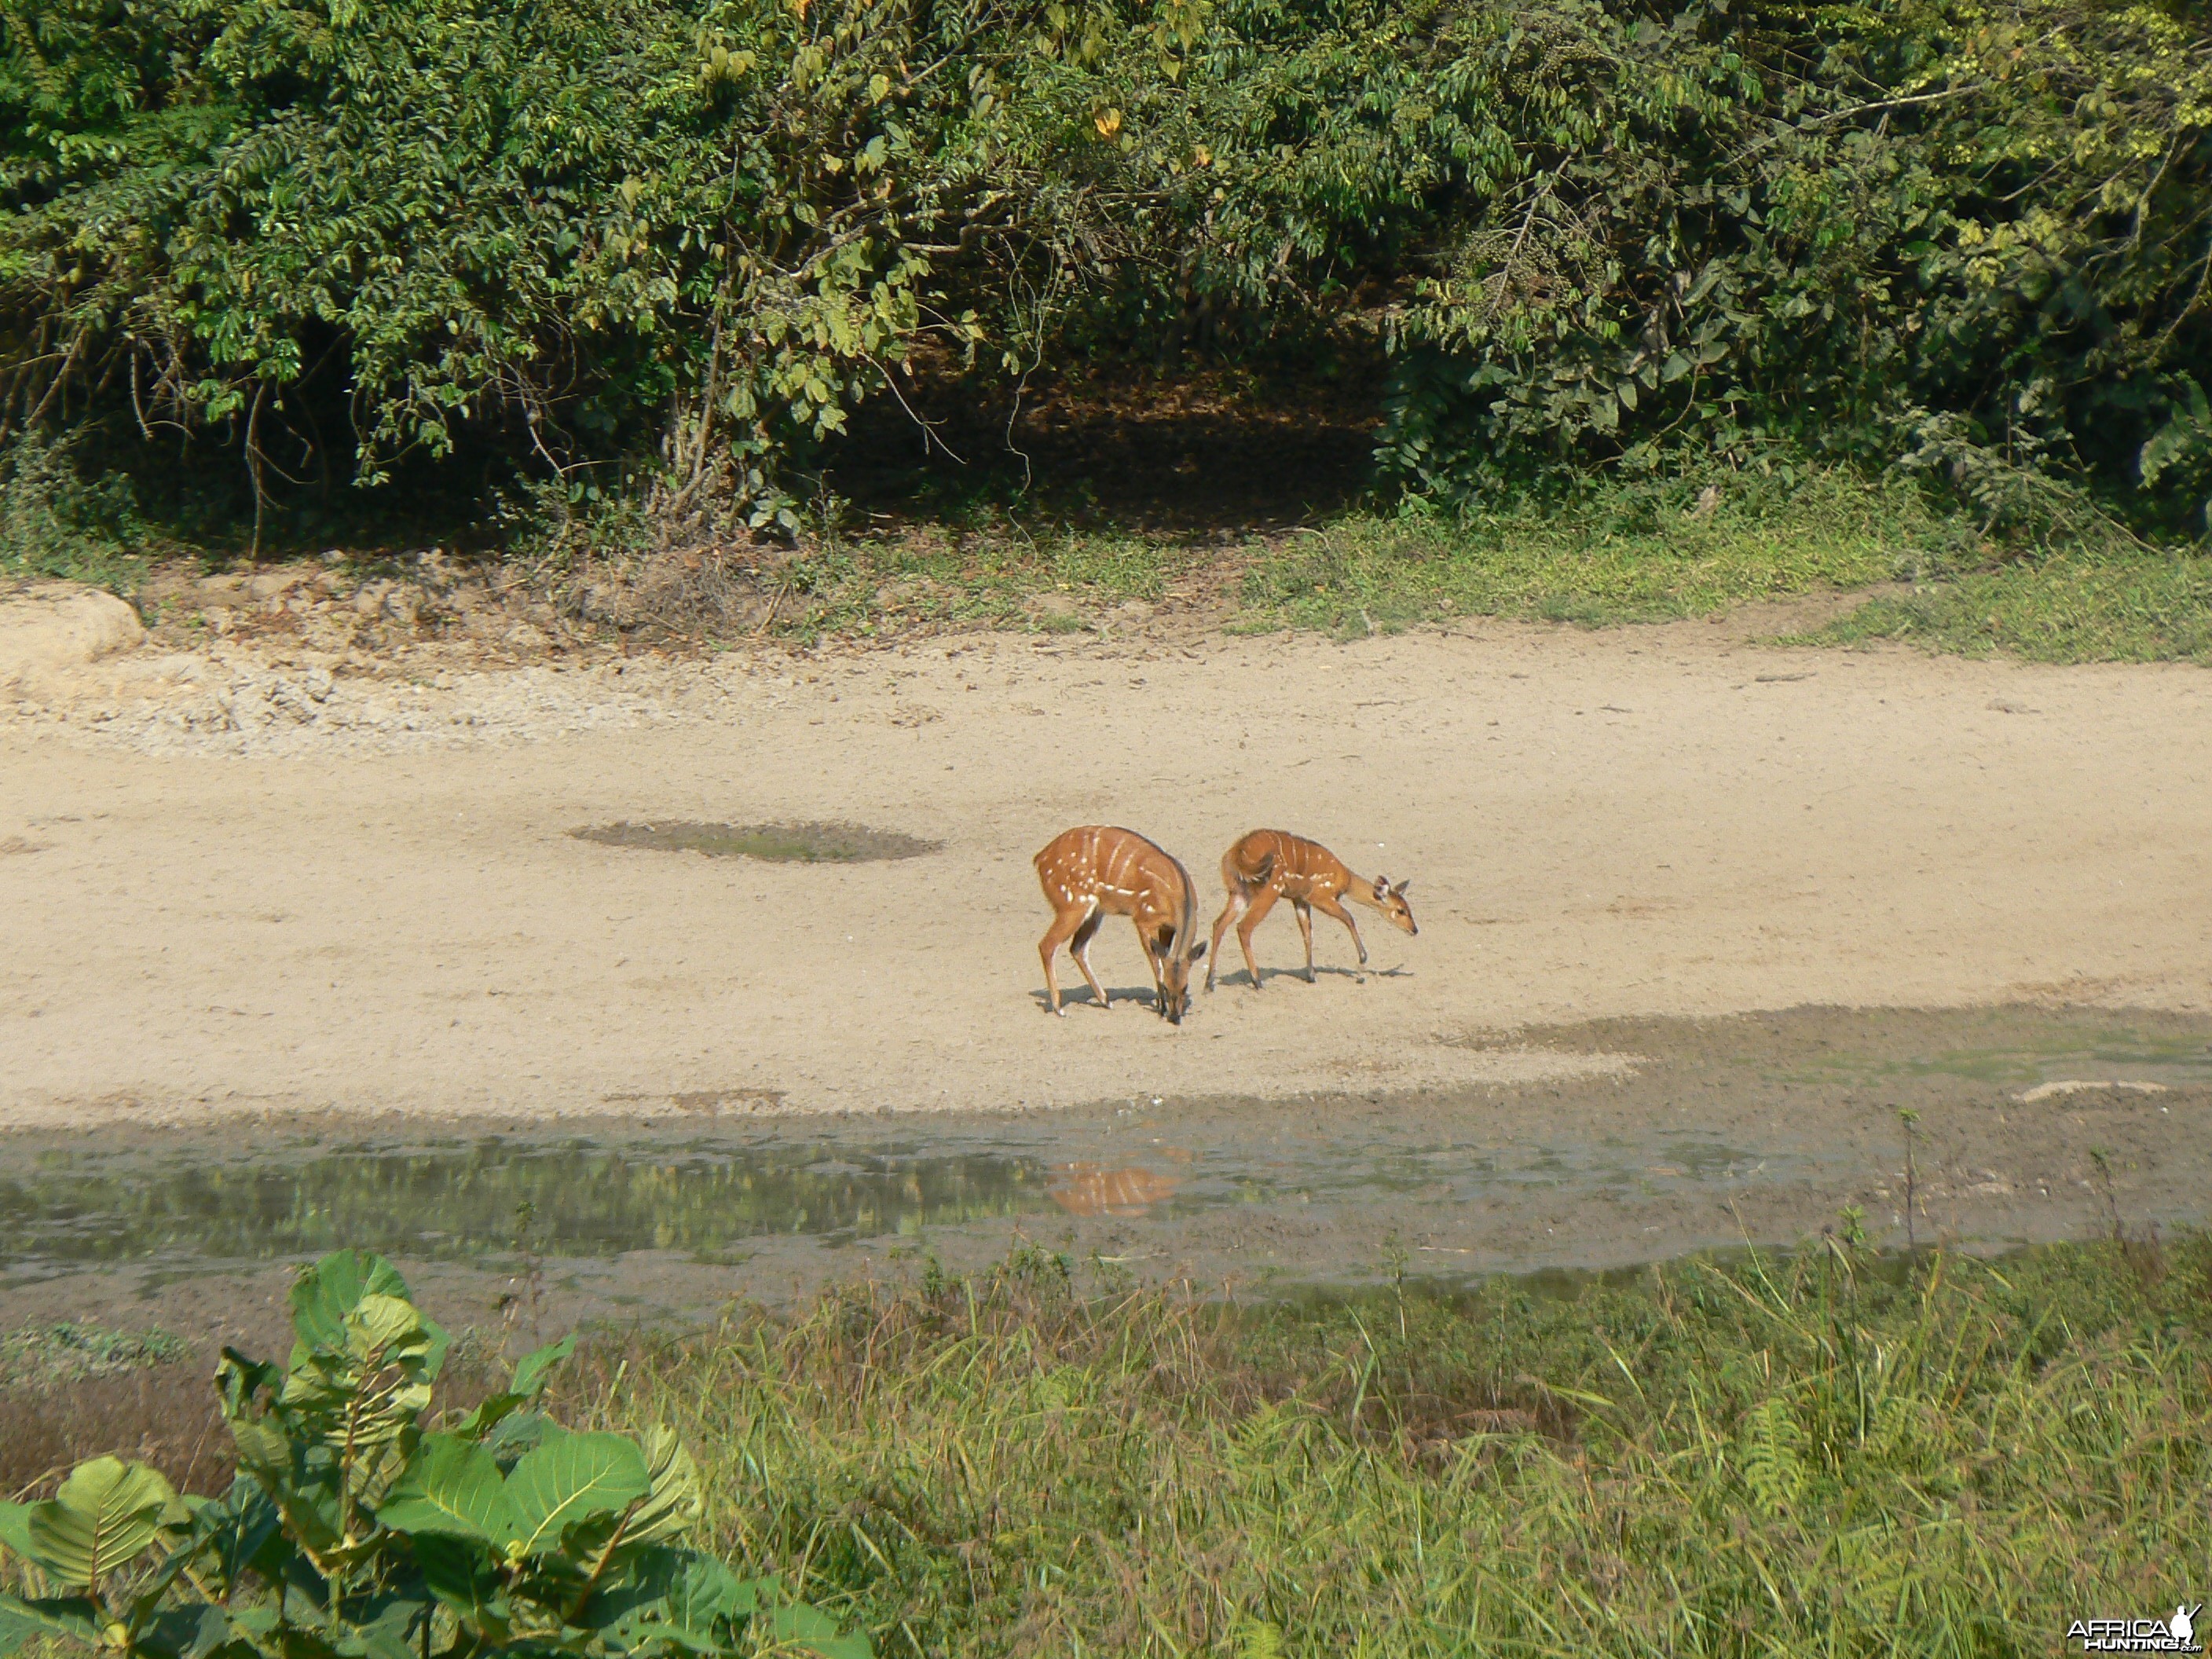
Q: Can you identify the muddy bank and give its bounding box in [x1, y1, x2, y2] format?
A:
[4, 1005, 2202, 1348]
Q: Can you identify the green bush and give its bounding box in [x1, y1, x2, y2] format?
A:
[0, 1251, 867, 1659]
[2, 0, 2206, 534]
[0, 434, 145, 585]
[1359, 0, 2212, 530]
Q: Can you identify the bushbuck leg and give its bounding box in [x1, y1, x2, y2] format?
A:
[1205, 889, 1243, 992]
[1069, 910, 1109, 1009]
[1308, 891, 1369, 975]
[1207, 850, 1277, 992]
[1038, 903, 1095, 1016]
[1231, 885, 1282, 990]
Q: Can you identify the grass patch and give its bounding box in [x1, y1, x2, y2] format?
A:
[765, 526, 1200, 643]
[563, 1236, 2212, 1654]
[758, 465, 1968, 644]
[0, 1321, 188, 1390]
[1794, 548, 2212, 663]
[1234, 467, 1973, 638]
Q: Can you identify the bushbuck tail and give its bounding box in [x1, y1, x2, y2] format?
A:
[1206, 829, 1416, 991]
[1034, 826, 1207, 1021]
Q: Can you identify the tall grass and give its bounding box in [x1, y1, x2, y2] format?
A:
[577, 1239, 2212, 1655]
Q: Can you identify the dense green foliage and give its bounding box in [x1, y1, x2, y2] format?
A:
[588, 1239, 2212, 1654]
[1364, 0, 2212, 524]
[2, 0, 2207, 537]
[0, 1251, 866, 1659]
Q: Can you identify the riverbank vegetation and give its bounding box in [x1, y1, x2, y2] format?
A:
[2, 0, 2208, 658]
[7, 1235, 2209, 1653]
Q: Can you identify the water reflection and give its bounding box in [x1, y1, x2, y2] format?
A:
[1048, 1165, 1181, 1218]
[0, 1139, 1051, 1268]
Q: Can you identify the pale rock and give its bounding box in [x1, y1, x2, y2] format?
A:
[0, 580, 147, 698]
[247, 568, 312, 601]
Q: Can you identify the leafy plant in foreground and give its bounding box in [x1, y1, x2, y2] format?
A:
[0, 1250, 866, 1659]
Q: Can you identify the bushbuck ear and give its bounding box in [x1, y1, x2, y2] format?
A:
[1395, 880, 1412, 895]
[1191, 940, 1207, 961]
[1372, 875, 1390, 896]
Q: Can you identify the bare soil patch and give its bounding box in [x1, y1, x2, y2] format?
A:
[5, 611, 2212, 1129]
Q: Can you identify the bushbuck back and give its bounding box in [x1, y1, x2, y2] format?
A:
[1034, 826, 1207, 1021]
[1206, 828, 1416, 991]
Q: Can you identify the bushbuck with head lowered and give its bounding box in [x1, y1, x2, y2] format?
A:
[1206, 828, 1416, 991]
[1034, 826, 1207, 1022]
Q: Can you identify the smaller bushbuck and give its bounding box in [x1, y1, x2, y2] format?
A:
[1034, 825, 1207, 1022]
[1206, 828, 1416, 991]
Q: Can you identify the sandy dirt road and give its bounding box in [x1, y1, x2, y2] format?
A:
[5, 614, 2211, 1127]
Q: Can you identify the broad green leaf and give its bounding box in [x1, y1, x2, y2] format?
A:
[510, 1334, 575, 1401]
[215, 1350, 283, 1423]
[335, 1594, 426, 1659]
[413, 1535, 511, 1639]
[288, 1251, 415, 1363]
[595, 1551, 764, 1649]
[0, 1594, 104, 1655]
[0, 1601, 43, 1659]
[666, 1554, 759, 1627]
[377, 1437, 514, 1541]
[173, 1480, 280, 1603]
[345, 1295, 429, 1362]
[226, 1416, 292, 1478]
[448, 1391, 525, 1442]
[225, 1607, 280, 1639]
[765, 1603, 872, 1659]
[624, 1428, 703, 1547]
[0, 1504, 32, 1566]
[574, 1545, 679, 1632]
[231, 1437, 343, 1558]
[137, 1605, 237, 1659]
[619, 1622, 723, 1655]
[483, 1409, 554, 1474]
[24, 1458, 176, 1591]
[503, 1433, 649, 1557]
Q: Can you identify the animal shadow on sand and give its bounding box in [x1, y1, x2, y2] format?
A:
[1034, 964, 1414, 1005]
[1214, 963, 1414, 990]
[1031, 982, 1177, 1012]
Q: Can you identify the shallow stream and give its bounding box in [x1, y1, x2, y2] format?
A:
[4, 1005, 2208, 1342]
